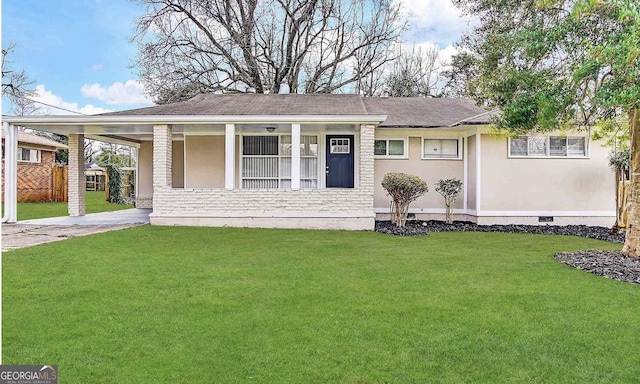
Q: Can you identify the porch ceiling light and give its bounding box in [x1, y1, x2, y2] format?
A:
[266, 126, 276, 132]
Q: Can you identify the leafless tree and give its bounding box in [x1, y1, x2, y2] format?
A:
[385, 44, 440, 98]
[132, 0, 405, 102]
[2, 43, 37, 114]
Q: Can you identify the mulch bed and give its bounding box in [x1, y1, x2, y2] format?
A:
[375, 220, 639, 285]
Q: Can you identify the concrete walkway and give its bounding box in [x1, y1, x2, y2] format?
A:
[2, 209, 151, 251]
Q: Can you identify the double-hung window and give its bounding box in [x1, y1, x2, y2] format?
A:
[509, 136, 586, 157]
[422, 138, 460, 159]
[374, 139, 406, 158]
[242, 135, 318, 189]
[17, 148, 40, 163]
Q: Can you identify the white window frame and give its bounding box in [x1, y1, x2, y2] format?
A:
[241, 134, 319, 189]
[374, 138, 408, 159]
[508, 136, 588, 158]
[421, 137, 462, 160]
[17, 147, 41, 163]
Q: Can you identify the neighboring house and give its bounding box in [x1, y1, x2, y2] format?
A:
[2, 94, 614, 228]
[1, 131, 67, 202]
[85, 163, 106, 191]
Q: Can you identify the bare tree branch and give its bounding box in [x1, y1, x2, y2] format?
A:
[131, 0, 406, 102]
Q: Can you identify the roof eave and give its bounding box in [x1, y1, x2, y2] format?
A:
[2, 114, 388, 126]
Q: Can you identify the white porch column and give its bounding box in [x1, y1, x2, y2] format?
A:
[2, 123, 18, 223]
[68, 134, 86, 216]
[475, 131, 482, 212]
[291, 123, 301, 190]
[153, 125, 172, 188]
[463, 136, 468, 211]
[225, 123, 235, 190]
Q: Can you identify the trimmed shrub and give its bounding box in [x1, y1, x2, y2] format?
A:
[382, 173, 428, 227]
[435, 178, 463, 224]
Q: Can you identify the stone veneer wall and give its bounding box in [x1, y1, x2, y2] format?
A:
[150, 188, 376, 229]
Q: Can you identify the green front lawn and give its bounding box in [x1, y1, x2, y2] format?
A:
[3, 227, 638, 383]
[4, 191, 133, 221]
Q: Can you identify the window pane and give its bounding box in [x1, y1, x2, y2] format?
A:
[280, 135, 292, 156]
[242, 157, 278, 178]
[242, 179, 278, 189]
[510, 137, 527, 156]
[528, 137, 546, 156]
[567, 137, 585, 156]
[441, 139, 458, 157]
[301, 179, 318, 189]
[331, 138, 350, 153]
[424, 139, 441, 157]
[388, 140, 404, 156]
[243, 136, 278, 155]
[374, 140, 387, 155]
[549, 137, 567, 156]
[301, 135, 318, 156]
[280, 157, 291, 178]
[301, 158, 318, 178]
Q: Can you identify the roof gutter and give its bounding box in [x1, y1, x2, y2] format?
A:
[447, 109, 497, 127]
[2, 114, 388, 126]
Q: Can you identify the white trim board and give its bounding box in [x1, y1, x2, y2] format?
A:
[373, 208, 615, 217]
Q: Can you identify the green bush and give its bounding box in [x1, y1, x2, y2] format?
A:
[106, 164, 125, 205]
[435, 178, 463, 224]
[381, 173, 428, 227]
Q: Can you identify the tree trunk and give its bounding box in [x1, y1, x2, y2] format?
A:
[622, 108, 640, 257]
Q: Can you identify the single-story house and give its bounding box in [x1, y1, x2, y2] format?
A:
[2, 94, 614, 229]
[1, 131, 67, 202]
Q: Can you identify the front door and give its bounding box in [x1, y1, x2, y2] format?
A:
[326, 135, 354, 188]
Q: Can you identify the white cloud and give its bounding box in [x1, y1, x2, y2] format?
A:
[31, 85, 114, 115]
[81, 80, 153, 106]
[395, 0, 474, 46]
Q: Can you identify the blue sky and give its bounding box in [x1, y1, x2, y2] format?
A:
[2, 0, 151, 115]
[1, 0, 472, 115]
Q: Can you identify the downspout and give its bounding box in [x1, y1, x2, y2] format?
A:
[2, 122, 18, 223]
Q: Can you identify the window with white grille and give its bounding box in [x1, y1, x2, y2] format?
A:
[242, 135, 318, 189]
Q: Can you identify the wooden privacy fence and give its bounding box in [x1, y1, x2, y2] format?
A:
[52, 165, 68, 202]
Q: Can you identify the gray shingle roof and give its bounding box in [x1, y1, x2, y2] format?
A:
[103, 93, 492, 127]
[2, 131, 68, 149]
[362, 97, 490, 127]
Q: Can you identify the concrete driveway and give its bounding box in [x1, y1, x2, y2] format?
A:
[1, 209, 151, 251]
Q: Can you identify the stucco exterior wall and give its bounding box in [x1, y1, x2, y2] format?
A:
[479, 134, 614, 213]
[184, 135, 225, 188]
[374, 137, 464, 211]
[137, 141, 153, 208]
[172, 140, 185, 188]
[467, 134, 477, 211]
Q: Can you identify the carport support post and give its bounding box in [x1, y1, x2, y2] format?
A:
[68, 134, 86, 216]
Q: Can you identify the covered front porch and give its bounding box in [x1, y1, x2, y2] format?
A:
[3, 113, 384, 230]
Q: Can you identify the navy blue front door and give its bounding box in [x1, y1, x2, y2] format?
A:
[326, 135, 354, 188]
